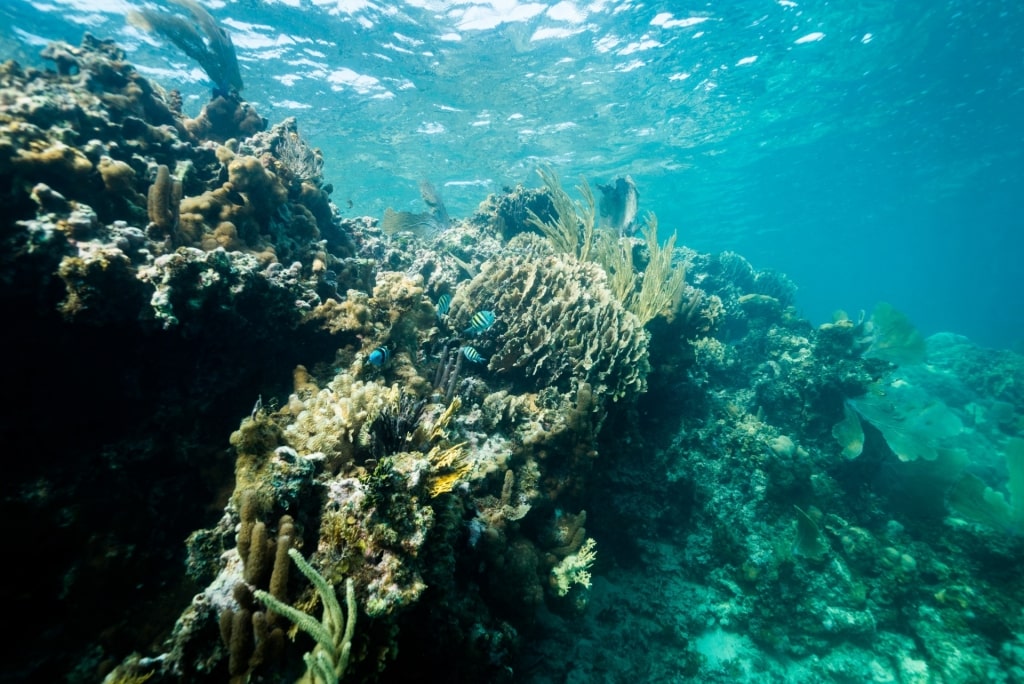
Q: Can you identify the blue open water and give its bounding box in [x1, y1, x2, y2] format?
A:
[2, 0, 1022, 348]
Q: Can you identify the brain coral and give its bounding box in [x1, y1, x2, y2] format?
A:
[451, 236, 650, 401]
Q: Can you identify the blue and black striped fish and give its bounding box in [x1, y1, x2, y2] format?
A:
[461, 346, 487, 364]
[435, 293, 451, 319]
[463, 310, 496, 336]
[368, 346, 391, 367]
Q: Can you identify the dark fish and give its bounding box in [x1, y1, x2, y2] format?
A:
[381, 208, 447, 239]
[436, 293, 452, 319]
[461, 346, 487, 364]
[598, 175, 639, 237]
[420, 180, 451, 229]
[368, 346, 391, 367]
[380, 180, 452, 240]
[463, 310, 496, 336]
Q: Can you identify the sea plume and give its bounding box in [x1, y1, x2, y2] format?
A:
[128, 0, 243, 95]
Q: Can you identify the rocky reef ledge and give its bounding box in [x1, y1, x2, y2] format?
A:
[2, 34, 1023, 684]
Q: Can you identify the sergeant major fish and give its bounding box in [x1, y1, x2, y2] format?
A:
[461, 346, 487, 364]
[463, 310, 496, 336]
[435, 293, 452, 319]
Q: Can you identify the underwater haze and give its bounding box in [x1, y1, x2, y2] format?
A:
[4, 0, 1022, 348]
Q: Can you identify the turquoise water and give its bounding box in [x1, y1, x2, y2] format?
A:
[4, 3, 1024, 682]
[3, 0, 1021, 346]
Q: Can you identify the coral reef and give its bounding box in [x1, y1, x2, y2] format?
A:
[2, 30, 1022, 684]
[255, 548, 358, 684]
[524, 167, 688, 326]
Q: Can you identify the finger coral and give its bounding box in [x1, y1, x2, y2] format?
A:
[550, 537, 597, 597]
[146, 163, 182, 238]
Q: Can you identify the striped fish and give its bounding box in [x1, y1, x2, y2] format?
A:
[461, 346, 487, 364]
[368, 346, 391, 367]
[463, 310, 496, 336]
[435, 293, 452, 319]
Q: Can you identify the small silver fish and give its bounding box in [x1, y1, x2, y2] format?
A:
[461, 346, 487, 364]
[463, 310, 496, 336]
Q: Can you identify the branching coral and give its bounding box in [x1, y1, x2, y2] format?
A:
[173, 153, 293, 255]
[255, 548, 357, 684]
[57, 243, 139, 320]
[11, 140, 94, 192]
[283, 371, 401, 469]
[550, 537, 597, 597]
[628, 214, 688, 325]
[306, 289, 372, 334]
[526, 165, 596, 261]
[228, 155, 287, 216]
[184, 94, 266, 142]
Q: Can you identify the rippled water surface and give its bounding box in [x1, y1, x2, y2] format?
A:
[3, 0, 1022, 346]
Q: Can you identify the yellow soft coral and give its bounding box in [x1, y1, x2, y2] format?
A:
[550, 537, 597, 596]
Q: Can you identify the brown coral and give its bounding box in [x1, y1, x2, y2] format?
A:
[184, 95, 266, 142]
[11, 140, 94, 193]
[147, 163, 182, 238]
[450, 235, 650, 401]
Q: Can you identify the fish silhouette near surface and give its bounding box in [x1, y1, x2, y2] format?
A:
[598, 175, 639, 237]
[381, 180, 451, 239]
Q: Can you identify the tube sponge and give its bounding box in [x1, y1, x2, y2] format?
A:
[147, 163, 182, 236]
